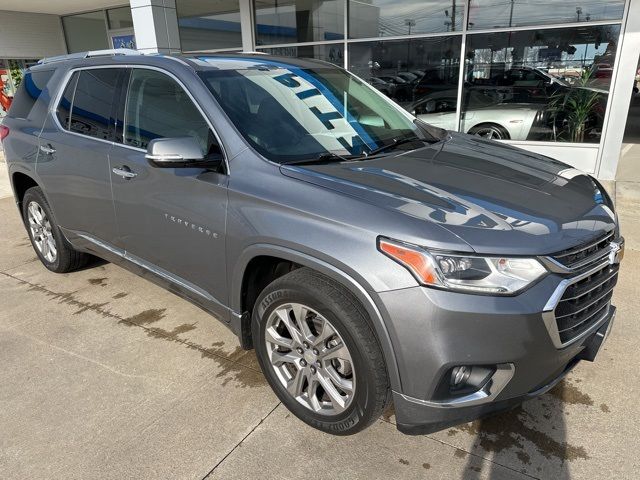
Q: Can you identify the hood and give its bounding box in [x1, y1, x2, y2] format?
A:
[280, 133, 617, 255]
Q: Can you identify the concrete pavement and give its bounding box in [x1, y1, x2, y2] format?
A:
[1, 165, 639, 479]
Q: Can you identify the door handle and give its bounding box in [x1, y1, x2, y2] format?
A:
[39, 144, 56, 155]
[112, 166, 138, 179]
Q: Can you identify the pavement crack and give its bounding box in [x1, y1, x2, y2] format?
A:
[202, 402, 281, 479]
[6, 328, 159, 380]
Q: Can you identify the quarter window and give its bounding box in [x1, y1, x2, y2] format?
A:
[9, 69, 55, 120]
[124, 69, 218, 156]
[56, 72, 78, 129]
[69, 69, 120, 140]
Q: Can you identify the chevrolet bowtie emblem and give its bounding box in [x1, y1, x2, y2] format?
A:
[608, 241, 624, 265]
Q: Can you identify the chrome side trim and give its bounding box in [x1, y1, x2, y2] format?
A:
[76, 232, 224, 308]
[399, 364, 515, 409]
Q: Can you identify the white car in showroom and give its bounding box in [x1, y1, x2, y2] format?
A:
[409, 90, 546, 140]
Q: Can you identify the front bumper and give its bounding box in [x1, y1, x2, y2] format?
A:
[375, 272, 617, 435]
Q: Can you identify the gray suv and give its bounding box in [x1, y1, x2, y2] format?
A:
[1, 50, 624, 435]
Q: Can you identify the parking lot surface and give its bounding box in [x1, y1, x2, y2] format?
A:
[1, 160, 639, 479]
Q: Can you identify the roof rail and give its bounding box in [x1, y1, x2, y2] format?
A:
[38, 48, 143, 65]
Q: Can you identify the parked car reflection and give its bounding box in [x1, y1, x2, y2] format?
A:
[409, 90, 548, 141]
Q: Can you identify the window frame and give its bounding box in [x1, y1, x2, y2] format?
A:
[51, 64, 229, 173]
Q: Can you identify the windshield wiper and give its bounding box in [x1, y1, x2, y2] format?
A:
[364, 136, 423, 157]
[282, 151, 359, 166]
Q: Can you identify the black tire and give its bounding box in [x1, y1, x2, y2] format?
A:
[252, 267, 390, 435]
[468, 123, 511, 140]
[22, 186, 89, 273]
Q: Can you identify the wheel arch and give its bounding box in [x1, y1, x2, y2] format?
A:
[11, 171, 40, 220]
[232, 243, 402, 392]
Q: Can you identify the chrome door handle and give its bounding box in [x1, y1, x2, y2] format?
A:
[112, 166, 137, 179]
[39, 144, 56, 155]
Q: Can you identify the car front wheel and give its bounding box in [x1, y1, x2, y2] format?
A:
[252, 268, 390, 435]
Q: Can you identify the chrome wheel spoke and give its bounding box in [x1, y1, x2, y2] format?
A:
[265, 325, 294, 350]
[41, 237, 50, 258]
[322, 341, 350, 362]
[275, 308, 305, 346]
[291, 303, 313, 341]
[270, 349, 299, 367]
[316, 370, 347, 413]
[324, 365, 354, 393]
[286, 368, 306, 397]
[306, 376, 322, 412]
[313, 320, 336, 347]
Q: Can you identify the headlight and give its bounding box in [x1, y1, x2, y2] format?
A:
[378, 237, 547, 295]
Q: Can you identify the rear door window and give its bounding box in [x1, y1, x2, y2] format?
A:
[8, 69, 55, 119]
[68, 69, 120, 141]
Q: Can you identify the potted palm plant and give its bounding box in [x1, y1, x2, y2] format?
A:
[549, 68, 603, 143]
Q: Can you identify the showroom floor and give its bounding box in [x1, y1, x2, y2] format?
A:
[1, 155, 639, 479]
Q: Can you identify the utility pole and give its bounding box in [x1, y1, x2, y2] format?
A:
[451, 0, 456, 31]
[509, 0, 514, 27]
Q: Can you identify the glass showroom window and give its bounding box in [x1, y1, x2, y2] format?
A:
[176, 0, 243, 51]
[259, 44, 344, 66]
[348, 36, 462, 116]
[462, 25, 621, 143]
[349, 0, 463, 39]
[107, 7, 134, 30]
[467, 0, 624, 30]
[62, 11, 109, 53]
[255, 0, 345, 46]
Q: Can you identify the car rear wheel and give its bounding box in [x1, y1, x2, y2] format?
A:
[252, 268, 390, 435]
[469, 123, 510, 140]
[22, 187, 89, 273]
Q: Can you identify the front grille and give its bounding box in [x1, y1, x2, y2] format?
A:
[552, 231, 615, 270]
[554, 262, 619, 344]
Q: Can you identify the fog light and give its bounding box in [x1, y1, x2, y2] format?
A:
[450, 366, 471, 389]
[449, 365, 496, 395]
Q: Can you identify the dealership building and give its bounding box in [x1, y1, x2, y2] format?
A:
[0, 0, 639, 180]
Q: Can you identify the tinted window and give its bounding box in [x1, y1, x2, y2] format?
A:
[124, 69, 217, 155]
[8, 70, 55, 119]
[70, 69, 120, 140]
[56, 72, 78, 129]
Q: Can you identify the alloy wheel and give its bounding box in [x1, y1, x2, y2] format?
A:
[473, 126, 505, 140]
[27, 201, 57, 263]
[264, 303, 356, 415]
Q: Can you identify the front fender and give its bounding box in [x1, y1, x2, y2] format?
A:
[231, 243, 402, 392]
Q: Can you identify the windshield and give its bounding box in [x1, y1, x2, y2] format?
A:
[197, 60, 433, 163]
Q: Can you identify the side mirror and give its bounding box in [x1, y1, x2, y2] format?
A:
[145, 137, 223, 170]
